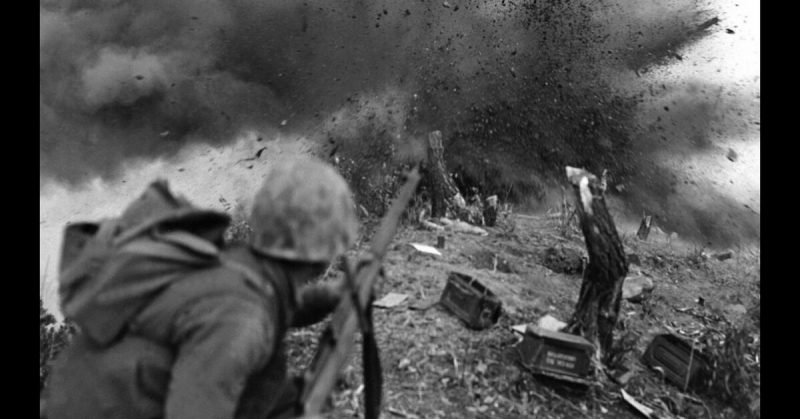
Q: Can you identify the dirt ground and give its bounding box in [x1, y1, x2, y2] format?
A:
[286, 211, 760, 419]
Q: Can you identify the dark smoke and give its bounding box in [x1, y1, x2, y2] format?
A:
[40, 0, 757, 246]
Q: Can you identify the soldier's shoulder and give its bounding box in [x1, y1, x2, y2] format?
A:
[143, 246, 267, 306]
[219, 246, 282, 299]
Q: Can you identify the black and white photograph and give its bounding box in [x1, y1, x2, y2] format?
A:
[40, 1, 760, 418]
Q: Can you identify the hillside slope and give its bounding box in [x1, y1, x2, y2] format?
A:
[287, 211, 760, 419]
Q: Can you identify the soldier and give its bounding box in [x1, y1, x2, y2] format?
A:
[45, 156, 358, 419]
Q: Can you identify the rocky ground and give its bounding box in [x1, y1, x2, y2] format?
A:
[286, 210, 760, 419]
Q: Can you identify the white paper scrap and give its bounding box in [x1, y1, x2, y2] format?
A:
[621, 389, 654, 418]
[409, 243, 442, 256]
[373, 292, 409, 308]
[510, 324, 529, 334]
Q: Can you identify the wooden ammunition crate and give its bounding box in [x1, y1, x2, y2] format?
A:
[643, 334, 710, 389]
[438, 272, 502, 330]
[517, 325, 595, 385]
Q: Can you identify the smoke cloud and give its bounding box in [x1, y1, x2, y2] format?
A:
[40, 0, 759, 246]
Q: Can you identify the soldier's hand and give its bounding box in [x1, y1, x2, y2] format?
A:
[355, 252, 379, 271]
[325, 275, 348, 300]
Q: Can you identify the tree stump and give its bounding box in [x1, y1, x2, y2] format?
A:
[636, 214, 652, 240]
[483, 195, 498, 227]
[563, 167, 628, 362]
[426, 131, 470, 220]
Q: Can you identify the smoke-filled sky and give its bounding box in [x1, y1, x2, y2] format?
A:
[41, 0, 759, 314]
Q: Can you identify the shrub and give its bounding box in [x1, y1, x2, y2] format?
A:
[697, 302, 760, 418]
[40, 299, 74, 393]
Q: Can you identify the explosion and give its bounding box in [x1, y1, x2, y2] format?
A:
[40, 0, 759, 313]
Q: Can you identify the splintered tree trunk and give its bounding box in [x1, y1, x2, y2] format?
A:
[427, 131, 469, 219]
[636, 214, 652, 240]
[483, 195, 498, 227]
[564, 167, 628, 362]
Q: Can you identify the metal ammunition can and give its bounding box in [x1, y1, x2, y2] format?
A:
[516, 325, 595, 385]
[643, 334, 710, 390]
[438, 272, 502, 330]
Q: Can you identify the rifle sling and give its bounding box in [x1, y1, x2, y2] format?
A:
[347, 261, 382, 419]
[299, 167, 421, 417]
[361, 302, 382, 419]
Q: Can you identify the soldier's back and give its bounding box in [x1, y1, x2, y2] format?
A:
[45, 246, 287, 419]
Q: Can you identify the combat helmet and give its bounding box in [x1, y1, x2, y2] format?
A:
[250, 155, 358, 263]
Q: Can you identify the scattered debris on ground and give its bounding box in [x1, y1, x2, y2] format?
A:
[714, 250, 734, 261]
[541, 245, 585, 275]
[41, 209, 760, 419]
[373, 293, 410, 309]
[471, 250, 516, 274]
[536, 314, 567, 332]
[408, 243, 442, 257]
[281, 211, 760, 418]
[623, 274, 656, 303]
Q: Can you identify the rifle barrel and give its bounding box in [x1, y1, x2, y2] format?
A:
[301, 168, 421, 415]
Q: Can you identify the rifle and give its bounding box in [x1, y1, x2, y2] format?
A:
[298, 167, 421, 419]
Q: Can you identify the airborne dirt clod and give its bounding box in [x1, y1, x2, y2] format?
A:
[284, 212, 760, 419]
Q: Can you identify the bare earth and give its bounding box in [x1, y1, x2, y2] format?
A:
[286, 212, 760, 419]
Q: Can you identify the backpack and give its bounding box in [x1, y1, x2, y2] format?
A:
[57, 180, 260, 347]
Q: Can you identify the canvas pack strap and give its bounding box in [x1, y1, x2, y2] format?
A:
[119, 230, 221, 264]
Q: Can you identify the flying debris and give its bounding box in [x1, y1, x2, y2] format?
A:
[235, 147, 268, 165]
